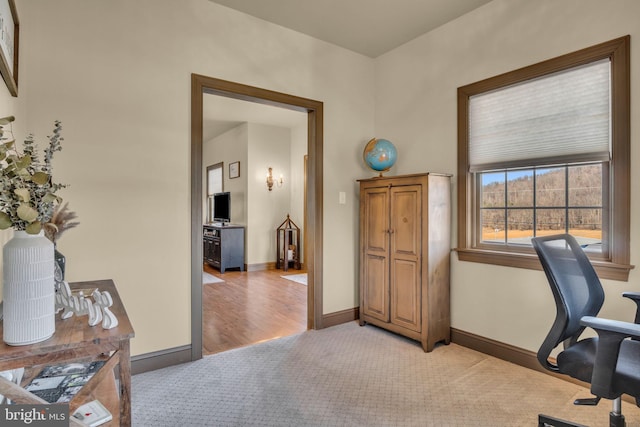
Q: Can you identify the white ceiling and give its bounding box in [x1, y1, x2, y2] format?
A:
[204, 0, 493, 140]
[209, 0, 493, 58]
[203, 94, 307, 142]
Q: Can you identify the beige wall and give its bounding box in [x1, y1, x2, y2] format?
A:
[202, 123, 249, 225]
[205, 122, 304, 266]
[0, 28, 25, 298]
[374, 0, 640, 352]
[16, 0, 375, 355]
[289, 123, 307, 263]
[13, 0, 636, 359]
[247, 123, 292, 265]
[205, 124, 249, 225]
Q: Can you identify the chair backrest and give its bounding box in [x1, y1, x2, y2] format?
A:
[531, 234, 605, 372]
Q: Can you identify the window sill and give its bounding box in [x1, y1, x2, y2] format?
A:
[455, 248, 633, 282]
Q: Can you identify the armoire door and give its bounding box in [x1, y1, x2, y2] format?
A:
[361, 187, 390, 322]
[389, 185, 422, 332]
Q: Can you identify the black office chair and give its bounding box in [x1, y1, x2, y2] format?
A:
[532, 234, 640, 427]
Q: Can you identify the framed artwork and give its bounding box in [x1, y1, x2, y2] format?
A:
[0, 0, 18, 97]
[229, 161, 240, 179]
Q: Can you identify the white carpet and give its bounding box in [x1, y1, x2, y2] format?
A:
[203, 271, 224, 284]
[281, 273, 307, 285]
[132, 321, 640, 426]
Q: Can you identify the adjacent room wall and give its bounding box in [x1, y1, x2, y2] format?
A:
[205, 122, 303, 267]
[16, 0, 374, 355]
[289, 123, 307, 264]
[205, 124, 249, 225]
[246, 123, 292, 265]
[374, 0, 640, 352]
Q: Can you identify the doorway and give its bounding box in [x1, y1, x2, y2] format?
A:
[191, 74, 324, 361]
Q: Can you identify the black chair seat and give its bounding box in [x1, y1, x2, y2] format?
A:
[558, 338, 640, 397]
[557, 338, 597, 384]
[533, 234, 640, 426]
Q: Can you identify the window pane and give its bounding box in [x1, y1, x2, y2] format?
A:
[536, 167, 565, 207]
[536, 208, 566, 236]
[507, 209, 533, 244]
[481, 209, 505, 243]
[481, 172, 505, 207]
[568, 164, 602, 206]
[507, 170, 533, 207]
[479, 165, 604, 248]
[569, 208, 602, 247]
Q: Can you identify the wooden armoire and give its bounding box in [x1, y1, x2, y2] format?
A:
[358, 173, 451, 352]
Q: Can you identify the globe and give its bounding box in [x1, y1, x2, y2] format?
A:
[363, 138, 397, 176]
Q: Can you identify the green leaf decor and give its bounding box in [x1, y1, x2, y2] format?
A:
[0, 117, 66, 234]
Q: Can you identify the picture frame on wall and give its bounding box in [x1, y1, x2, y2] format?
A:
[229, 161, 240, 179]
[0, 0, 18, 97]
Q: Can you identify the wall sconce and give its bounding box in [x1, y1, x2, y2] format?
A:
[266, 167, 284, 191]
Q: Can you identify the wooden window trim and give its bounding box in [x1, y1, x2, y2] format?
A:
[456, 36, 633, 281]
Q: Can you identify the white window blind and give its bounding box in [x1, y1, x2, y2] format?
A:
[468, 59, 611, 172]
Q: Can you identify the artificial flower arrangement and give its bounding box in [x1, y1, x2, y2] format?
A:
[44, 202, 79, 244]
[0, 116, 66, 235]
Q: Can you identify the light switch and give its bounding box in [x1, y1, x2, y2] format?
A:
[339, 192, 346, 205]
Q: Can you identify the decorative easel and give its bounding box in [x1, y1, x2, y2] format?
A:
[276, 214, 301, 271]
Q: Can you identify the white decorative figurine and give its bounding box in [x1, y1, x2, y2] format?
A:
[93, 290, 118, 329]
[83, 296, 103, 327]
[54, 281, 118, 329]
[55, 280, 76, 320]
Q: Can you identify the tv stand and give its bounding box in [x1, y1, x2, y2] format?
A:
[203, 224, 245, 273]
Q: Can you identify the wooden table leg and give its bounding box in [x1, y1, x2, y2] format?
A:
[119, 340, 132, 427]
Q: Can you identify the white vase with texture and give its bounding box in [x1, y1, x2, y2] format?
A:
[3, 230, 55, 346]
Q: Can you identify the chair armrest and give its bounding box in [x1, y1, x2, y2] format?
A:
[581, 316, 640, 338]
[580, 316, 640, 399]
[623, 292, 640, 324]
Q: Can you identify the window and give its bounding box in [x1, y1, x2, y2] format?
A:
[478, 164, 606, 252]
[457, 36, 631, 281]
[206, 162, 223, 223]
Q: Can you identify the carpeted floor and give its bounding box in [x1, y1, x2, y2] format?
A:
[132, 321, 640, 426]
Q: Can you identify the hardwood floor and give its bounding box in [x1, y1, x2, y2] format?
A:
[202, 264, 308, 355]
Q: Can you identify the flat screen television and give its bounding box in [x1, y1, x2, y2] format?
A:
[213, 192, 231, 224]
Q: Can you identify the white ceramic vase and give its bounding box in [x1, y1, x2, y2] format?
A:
[3, 230, 55, 346]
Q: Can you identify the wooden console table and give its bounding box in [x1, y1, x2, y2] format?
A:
[0, 279, 135, 426]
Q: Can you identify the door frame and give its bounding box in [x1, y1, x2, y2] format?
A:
[190, 74, 324, 361]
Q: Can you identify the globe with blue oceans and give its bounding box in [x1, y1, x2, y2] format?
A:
[363, 138, 397, 176]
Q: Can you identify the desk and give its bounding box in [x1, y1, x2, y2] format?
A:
[0, 279, 135, 426]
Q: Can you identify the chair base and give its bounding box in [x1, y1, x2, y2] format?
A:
[539, 409, 626, 427]
[573, 396, 600, 406]
[609, 412, 626, 427]
[538, 414, 588, 427]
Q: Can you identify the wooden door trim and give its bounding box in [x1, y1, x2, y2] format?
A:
[191, 74, 324, 361]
